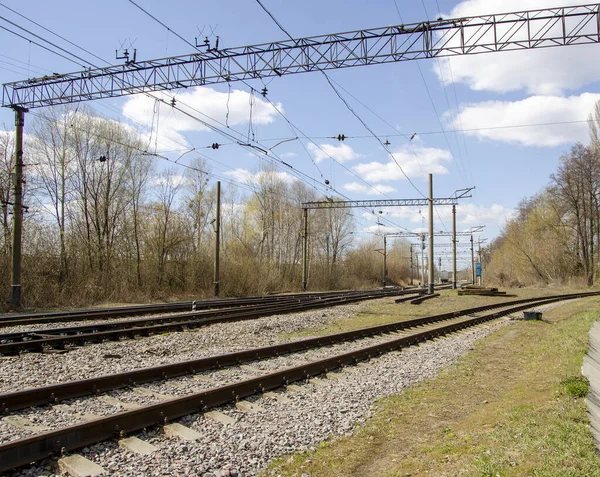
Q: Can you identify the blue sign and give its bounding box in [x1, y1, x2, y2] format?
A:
[475, 262, 482, 277]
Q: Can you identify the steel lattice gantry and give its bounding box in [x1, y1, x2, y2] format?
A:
[302, 197, 458, 209]
[3, 3, 600, 108]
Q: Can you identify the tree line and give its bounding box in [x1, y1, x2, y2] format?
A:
[486, 102, 600, 287]
[0, 107, 414, 310]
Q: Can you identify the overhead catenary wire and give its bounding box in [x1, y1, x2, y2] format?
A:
[123, 1, 417, 234]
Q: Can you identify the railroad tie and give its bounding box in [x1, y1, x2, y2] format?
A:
[118, 436, 158, 455]
[132, 387, 177, 401]
[235, 400, 265, 413]
[163, 423, 203, 441]
[57, 455, 106, 477]
[97, 395, 141, 411]
[3, 415, 50, 432]
[204, 410, 236, 426]
[53, 404, 100, 422]
[263, 391, 292, 403]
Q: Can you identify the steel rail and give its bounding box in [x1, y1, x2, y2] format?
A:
[0, 289, 407, 354]
[0, 291, 595, 413]
[1, 293, 594, 472]
[0, 289, 389, 327]
[0, 289, 406, 340]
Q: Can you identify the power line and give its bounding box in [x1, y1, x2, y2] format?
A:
[0, 24, 85, 68]
[0, 14, 93, 67]
[0, 3, 110, 66]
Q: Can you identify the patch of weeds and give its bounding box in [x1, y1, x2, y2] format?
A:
[561, 375, 589, 398]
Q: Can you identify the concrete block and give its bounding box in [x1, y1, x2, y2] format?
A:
[118, 436, 158, 455]
[204, 410, 236, 426]
[163, 423, 202, 441]
[308, 378, 327, 386]
[58, 455, 105, 476]
[285, 384, 303, 392]
[3, 416, 50, 432]
[235, 400, 265, 413]
[263, 392, 291, 403]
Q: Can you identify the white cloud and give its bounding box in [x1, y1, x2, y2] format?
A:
[307, 143, 361, 163]
[225, 168, 295, 185]
[352, 145, 452, 182]
[344, 182, 397, 195]
[122, 87, 282, 152]
[151, 174, 189, 187]
[436, 0, 600, 95]
[448, 93, 600, 146]
[364, 203, 513, 229]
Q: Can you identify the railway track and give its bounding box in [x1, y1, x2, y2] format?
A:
[0, 291, 596, 473]
[0, 288, 415, 328]
[0, 288, 410, 355]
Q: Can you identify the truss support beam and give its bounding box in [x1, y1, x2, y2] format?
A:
[4, 4, 600, 108]
[303, 197, 458, 209]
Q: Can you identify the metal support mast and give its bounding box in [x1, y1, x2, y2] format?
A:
[302, 207, 308, 292]
[420, 234, 426, 287]
[382, 235, 387, 288]
[470, 233, 475, 285]
[213, 181, 221, 298]
[428, 174, 434, 295]
[452, 204, 457, 289]
[410, 244, 414, 286]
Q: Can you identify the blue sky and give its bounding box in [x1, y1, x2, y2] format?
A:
[1, 0, 599, 270]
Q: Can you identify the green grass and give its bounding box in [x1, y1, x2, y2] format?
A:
[266, 295, 600, 477]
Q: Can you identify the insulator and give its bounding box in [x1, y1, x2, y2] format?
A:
[98, 155, 107, 162]
[324, 179, 330, 185]
[261, 86, 268, 97]
[336, 134, 346, 141]
[211, 143, 220, 150]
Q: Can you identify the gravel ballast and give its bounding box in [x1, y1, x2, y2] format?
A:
[3, 305, 511, 476]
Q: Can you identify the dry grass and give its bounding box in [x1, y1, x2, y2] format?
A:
[282, 287, 581, 340]
[268, 292, 600, 477]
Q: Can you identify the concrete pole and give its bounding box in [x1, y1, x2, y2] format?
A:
[11, 106, 26, 310]
[410, 244, 414, 286]
[428, 174, 434, 295]
[301, 207, 308, 291]
[213, 181, 221, 298]
[382, 235, 387, 288]
[420, 234, 425, 287]
[452, 204, 457, 289]
[478, 236, 482, 286]
[470, 233, 475, 285]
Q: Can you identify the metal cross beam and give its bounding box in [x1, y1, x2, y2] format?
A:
[303, 197, 458, 209]
[386, 228, 483, 238]
[3, 3, 600, 108]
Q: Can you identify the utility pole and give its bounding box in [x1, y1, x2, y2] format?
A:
[382, 235, 387, 288]
[302, 207, 308, 291]
[452, 204, 457, 289]
[410, 244, 414, 286]
[478, 236, 483, 286]
[470, 233, 475, 285]
[11, 106, 27, 310]
[428, 174, 434, 294]
[420, 233, 426, 287]
[213, 181, 221, 298]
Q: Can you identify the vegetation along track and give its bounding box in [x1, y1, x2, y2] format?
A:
[0, 288, 411, 355]
[0, 291, 597, 473]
